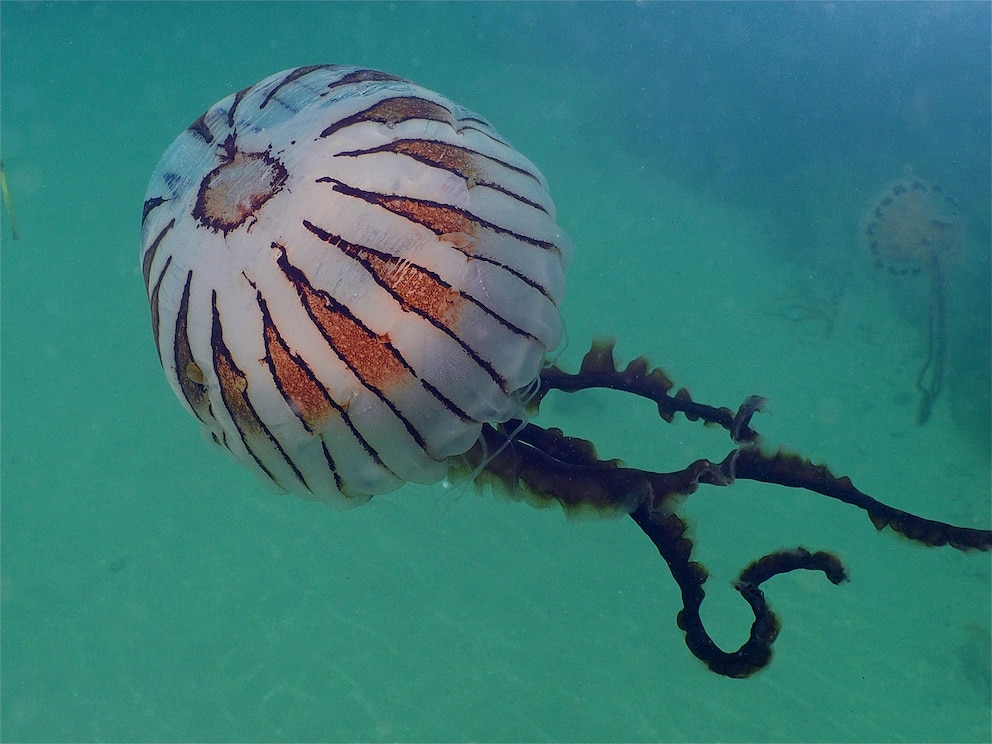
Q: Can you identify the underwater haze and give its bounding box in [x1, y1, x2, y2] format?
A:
[2, 2, 990, 742]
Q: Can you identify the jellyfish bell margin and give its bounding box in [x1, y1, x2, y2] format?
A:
[456, 338, 992, 679]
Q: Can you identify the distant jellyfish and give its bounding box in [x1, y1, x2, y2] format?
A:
[861, 177, 963, 424]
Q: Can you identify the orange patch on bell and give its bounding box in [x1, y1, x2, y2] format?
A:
[366, 97, 456, 129]
[378, 196, 473, 237]
[390, 140, 481, 184]
[263, 323, 335, 431]
[301, 284, 408, 393]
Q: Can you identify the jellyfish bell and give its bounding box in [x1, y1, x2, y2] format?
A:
[142, 66, 991, 678]
[861, 177, 963, 277]
[141, 65, 571, 507]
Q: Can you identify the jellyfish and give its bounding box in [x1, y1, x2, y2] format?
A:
[141, 66, 991, 678]
[861, 178, 963, 424]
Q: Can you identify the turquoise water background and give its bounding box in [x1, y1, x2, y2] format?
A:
[2, 2, 990, 741]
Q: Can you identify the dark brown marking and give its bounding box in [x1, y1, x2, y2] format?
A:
[316, 177, 560, 298]
[142, 219, 173, 293]
[271, 244, 412, 393]
[142, 196, 169, 224]
[187, 112, 214, 144]
[273, 243, 471, 448]
[148, 253, 173, 365]
[324, 68, 406, 93]
[259, 65, 340, 110]
[227, 88, 250, 129]
[317, 177, 557, 254]
[256, 292, 337, 431]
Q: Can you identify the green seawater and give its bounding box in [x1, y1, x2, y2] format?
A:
[2, 2, 989, 741]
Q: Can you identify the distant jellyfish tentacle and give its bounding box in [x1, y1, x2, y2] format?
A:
[916, 252, 947, 425]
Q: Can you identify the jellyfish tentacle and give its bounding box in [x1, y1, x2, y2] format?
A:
[732, 447, 991, 551]
[915, 252, 947, 425]
[468, 421, 725, 516]
[533, 340, 991, 552]
[464, 341, 989, 677]
[631, 503, 848, 678]
[534, 338, 761, 442]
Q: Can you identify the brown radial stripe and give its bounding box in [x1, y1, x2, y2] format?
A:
[227, 88, 249, 129]
[316, 178, 559, 298]
[324, 68, 405, 93]
[258, 65, 338, 110]
[318, 96, 456, 140]
[271, 244, 408, 383]
[209, 290, 309, 490]
[148, 254, 173, 365]
[303, 219, 539, 389]
[303, 220, 459, 322]
[254, 289, 388, 477]
[273, 243, 469, 449]
[277, 255, 408, 392]
[336, 138, 548, 213]
[317, 177, 556, 253]
[142, 219, 173, 292]
[261, 309, 336, 431]
[173, 271, 212, 426]
[187, 111, 214, 144]
[358, 242, 463, 327]
[142, 195, 169, 225]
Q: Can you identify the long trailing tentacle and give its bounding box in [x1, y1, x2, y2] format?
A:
[631, 503, 847, 678]
[465, 339, 991, 677]
[535, 339, 991, 550]
[916, 252, 947, 425]
[531, 338, 763, 442]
